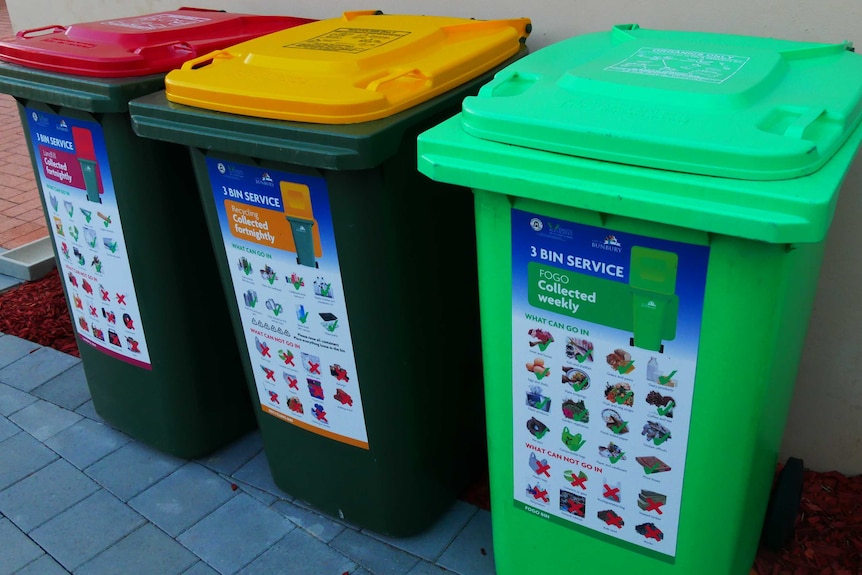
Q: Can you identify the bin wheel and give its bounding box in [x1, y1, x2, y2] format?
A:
[761, 456, 804, 550]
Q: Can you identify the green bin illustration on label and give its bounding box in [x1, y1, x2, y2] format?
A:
[629, 246, 679, 352]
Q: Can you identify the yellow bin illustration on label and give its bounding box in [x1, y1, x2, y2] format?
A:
[165, 10, 531, 123]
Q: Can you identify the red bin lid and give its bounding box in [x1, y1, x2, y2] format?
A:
[0, 7, 315, 77]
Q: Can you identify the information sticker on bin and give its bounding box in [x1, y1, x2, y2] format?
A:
[0, 8, 315, 77]
[164, 10, 531, 123]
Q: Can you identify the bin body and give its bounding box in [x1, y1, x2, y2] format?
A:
[129, 12, 531, 535]
[0, 9, 314, 458]
[417, 25, 862, 574]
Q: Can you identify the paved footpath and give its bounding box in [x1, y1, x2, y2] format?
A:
[0, 332, 496, 575]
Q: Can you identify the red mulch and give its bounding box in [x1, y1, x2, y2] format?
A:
[4, 271, 861, 573]
[0, 267, 79, 356]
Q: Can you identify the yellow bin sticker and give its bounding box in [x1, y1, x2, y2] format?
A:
[165, 10, 531, 123]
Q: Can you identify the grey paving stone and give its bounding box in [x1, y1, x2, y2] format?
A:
[0, 347, 80, 391]
[233, 478, 278, 506]
[271, 499, 346, 543]
[196, 430, 262, 476]
[406, 562, 453, 575]
[29, 490, 146, 571]
[366, 501, 478, 561]
[0, 414, 19, 442]
[0, 381, 36, 415]
[9, 399, 82, 441]
[178, 493, 294, 575]
[75, 399, 105, 423]
[85, 441, 184, 501]
[76, 523, 198, 575]
[129, 462, 237, 537]
[181, 561, 220, 575]
[0, 274, 24, 293]
[31, 363, 91, 411]
[330, 529, 421, 575]
[0, 335, 40, 370]
[12, 553, 69, 575]
[0, 458, 99, 533]
[238, 528, 356, 575]
[0, 517, 44, 574]
[44, 418, 131, 470]
[231, 451, 286, 499]
[437, 509, 496, 575]
[0, 431, 57, 490]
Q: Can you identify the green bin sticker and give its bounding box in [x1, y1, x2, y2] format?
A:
[207, 157, 369, 450]
[605, 47, 750, 85]
[512, 208, 709, 557]
[26, 108, 151, 369]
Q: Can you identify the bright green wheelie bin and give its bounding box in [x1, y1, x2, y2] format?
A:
[417, 24, 862, 575]
[0, 9, 314, 457]
[129, 11, 532, 535]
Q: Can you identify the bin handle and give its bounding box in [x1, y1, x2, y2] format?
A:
[367, 68, 431, 94]
[180, 49, 234, 71]
[17, 25, 66, 38]
[133, 41, 196, 58]
[783, 107, 828, 139]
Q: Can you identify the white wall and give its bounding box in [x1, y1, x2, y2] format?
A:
[7, 0, 862, 473]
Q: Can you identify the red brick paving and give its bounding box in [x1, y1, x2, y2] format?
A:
[0, 0, 44, 250]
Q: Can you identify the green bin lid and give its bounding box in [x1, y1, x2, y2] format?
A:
[460, 24, 862, 180]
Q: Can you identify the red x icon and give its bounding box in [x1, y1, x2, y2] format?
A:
[308, 361, 321, 374]
[603, 484, 620, 501]
[644, 525, 663, 541]
[603, 511, 623, 528]
[116, 293, 126, 305]
[263, 367, 275, 381]
[644, 498, 664, 515]
[567, 499, 585, 515]
[89, 305, 98, 317]
[280, 351, 294, 366]
[532, 488, 549, 503]
[569, 474, 587, 490]
[100, 289, 110, 302]
[268, 391, 280, 404]
[533, 460, 551, 477]
[259, 343, 271, 357]
[127, 339, 140, 353]
[287, 376, 298, 390]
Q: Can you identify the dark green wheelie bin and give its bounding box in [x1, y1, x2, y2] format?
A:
[130, 11, 531, 534]
[0, 8, 314, 457]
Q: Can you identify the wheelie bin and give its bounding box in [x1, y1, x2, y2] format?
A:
[416, 24, 862, 574]
[129, 11, 532, 535]
[0, 8, 315, 457]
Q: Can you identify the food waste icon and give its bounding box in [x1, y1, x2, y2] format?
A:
[562, 367, 589, 391]
[606, 348, 635, 374]
[528, 328, 554, 352]
[526, 358, 550, 380]
[562, 399, 589, 422]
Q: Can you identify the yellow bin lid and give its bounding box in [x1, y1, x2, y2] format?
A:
[164, 10, 531, 123]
